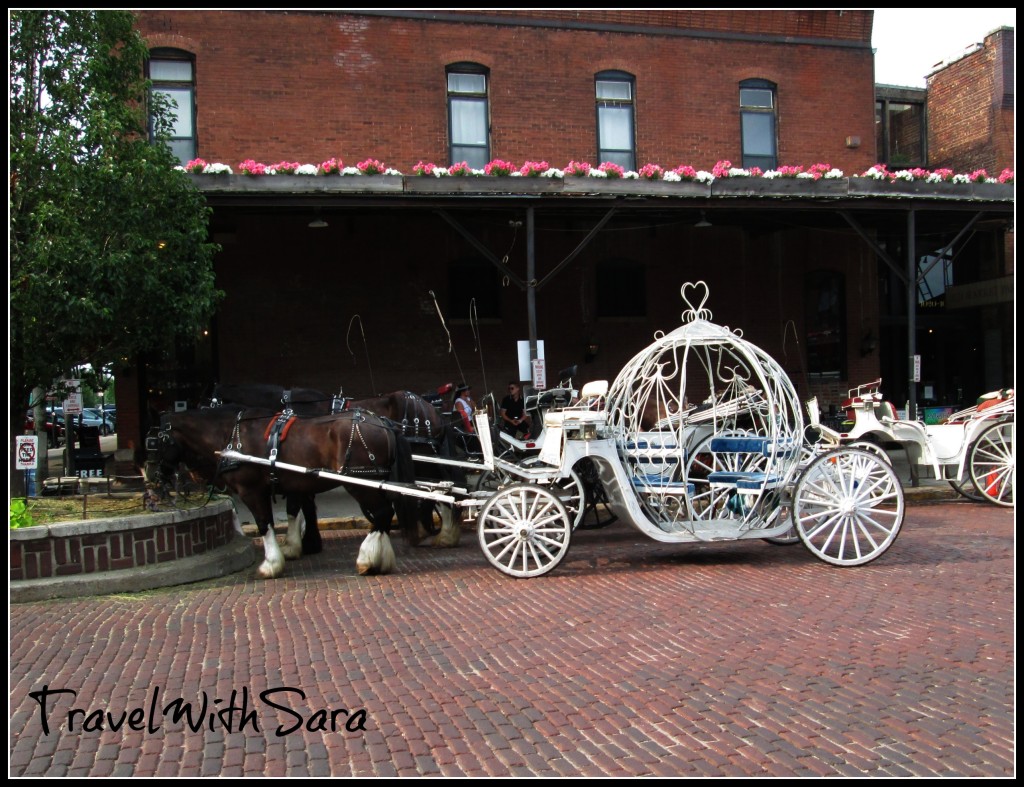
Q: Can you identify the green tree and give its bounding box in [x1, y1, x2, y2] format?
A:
[10, 10, 221, 492]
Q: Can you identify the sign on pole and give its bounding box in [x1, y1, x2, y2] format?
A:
[911, 355, 921, 383]
[532, 358, 547, 390]
[63, 378, 83, 416]
[16, 435, 38, 470]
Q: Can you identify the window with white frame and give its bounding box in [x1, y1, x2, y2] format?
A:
[447, 64, 490, 169]
[596, 71, 636, 170]
[739, 79, 777, 171]
[148, 48, 196, 164]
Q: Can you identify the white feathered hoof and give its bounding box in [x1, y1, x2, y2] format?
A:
[282, 514, 304, 560]
[257, 559, 284, 579]
[257, 531, 286, 579]
[432, 506, 461, 549]
[356, 531, 396, 575]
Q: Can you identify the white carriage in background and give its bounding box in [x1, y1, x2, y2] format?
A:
[804, 379, 1014, 508]
[475, 282, 909, 577]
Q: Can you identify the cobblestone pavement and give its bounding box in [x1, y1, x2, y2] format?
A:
[9, 499, 1014, 777]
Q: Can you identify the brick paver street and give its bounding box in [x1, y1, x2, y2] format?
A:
[10, 499, 1014, 776]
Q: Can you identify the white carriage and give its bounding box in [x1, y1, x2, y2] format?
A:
[474, 282, 907, 577]
[805, 379, 1014, 508]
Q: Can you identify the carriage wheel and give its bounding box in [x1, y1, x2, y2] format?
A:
[792, 448, 905, 566]
[477, 484, 572, 578]
[968, 421, 1014, 507]
[763, 442, 817, 545]
[515, 456, 586, 531]
[948, 476, 986, 502]
[847, 440, 891, 465]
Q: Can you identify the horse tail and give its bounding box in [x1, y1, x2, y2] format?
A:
[387, 427, 420, 544]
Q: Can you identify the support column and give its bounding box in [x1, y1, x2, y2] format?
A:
[906, 209, 917, 423]
[526, 206, 538, 363]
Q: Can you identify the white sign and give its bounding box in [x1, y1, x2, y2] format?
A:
[16, 435, 38, 470]
[517, 340, 545, 382]
[64, 392, 83, 416]
[532, 358, 547, 390]
[912, 355, 921, 383]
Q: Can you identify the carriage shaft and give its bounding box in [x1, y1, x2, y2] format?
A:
[216, 449, 459, 505]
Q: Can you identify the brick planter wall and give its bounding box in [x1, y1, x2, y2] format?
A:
[10, 499, 255, 601]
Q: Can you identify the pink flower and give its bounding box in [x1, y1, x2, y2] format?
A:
[238, 159, 267, 176]
[967, 168, 989, 183]
[519, 160, 550, 177]
[413, 161, 437, 176]
[997, 168, 1014, 184]
[448, 161, 472, 176]
[564, 160, 591, 176]
[673, 165, 698, 181]
[184, 158, 208, 174]
[319, 157, 343, 175]
[637, 163, 664, 181]
[484, 159, 515, 176]
[712, 160, 733, 178]
[270, 161, 301, 174]
[598, 161, 625, 179]
[357, 158, 387, 175]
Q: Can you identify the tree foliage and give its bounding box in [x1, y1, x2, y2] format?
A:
[10, 10, 221, 422]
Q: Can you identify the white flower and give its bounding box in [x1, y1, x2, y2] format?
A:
[695, 171, 715, 184]
[952, 174, 971, 183]
[892, 170, 915, 182]
[470, 168, 486, 176]
[587, 169, 608, 178]
[623, 171, 639, 179]
[340, 166, 362, 176]
[762, 170, 781, 179]
[728, 167, 751, 178]
[510, 171, 523, 177]
[823, 168, 844, 179]
[432, 168, 449, 178]
[295, 164, 318, 176]
[662, 171, 681, 182]
[861, 166, 887, 180]
[796, 171, 815, 179]
[204, 163, 233, 174]
[540, 168, 564, 178]
[383, 167, 404, 176]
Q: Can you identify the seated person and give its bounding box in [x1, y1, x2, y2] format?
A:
[500, 381, 532, 438]
[453, 383, 475, 433]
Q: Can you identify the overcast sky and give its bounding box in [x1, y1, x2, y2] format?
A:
[872, 8, 1016, 87]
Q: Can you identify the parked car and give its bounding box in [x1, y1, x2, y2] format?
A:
[25, 410, 66, 447]
[79, 408, 116, 435]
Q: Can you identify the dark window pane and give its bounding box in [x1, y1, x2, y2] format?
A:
[805, 271, 846, 378]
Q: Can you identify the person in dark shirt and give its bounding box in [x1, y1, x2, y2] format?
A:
[500, 381, 532, 438]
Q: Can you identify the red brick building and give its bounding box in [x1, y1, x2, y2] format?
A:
[116, 10, 1013, 450]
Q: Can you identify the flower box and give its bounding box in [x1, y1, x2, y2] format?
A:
[711, 178, 848, 197]
[848, 179, 1014, 200]
[403, 177, 564, 195]
[562, 177, 710, 198]
[187, 174, 404, 194]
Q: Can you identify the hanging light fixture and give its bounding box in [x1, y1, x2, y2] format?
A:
[694, 210, 712, 228]
[308, 209, 328, 228]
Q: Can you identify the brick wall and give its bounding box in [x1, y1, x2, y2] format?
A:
[134, 10, 877, 174]
[927, 28, 1015, 174]
[10, 504, 239, 582]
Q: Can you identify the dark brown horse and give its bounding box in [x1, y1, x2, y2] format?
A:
[152, 406, 418, 577]
[210, 383, 464, 547]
